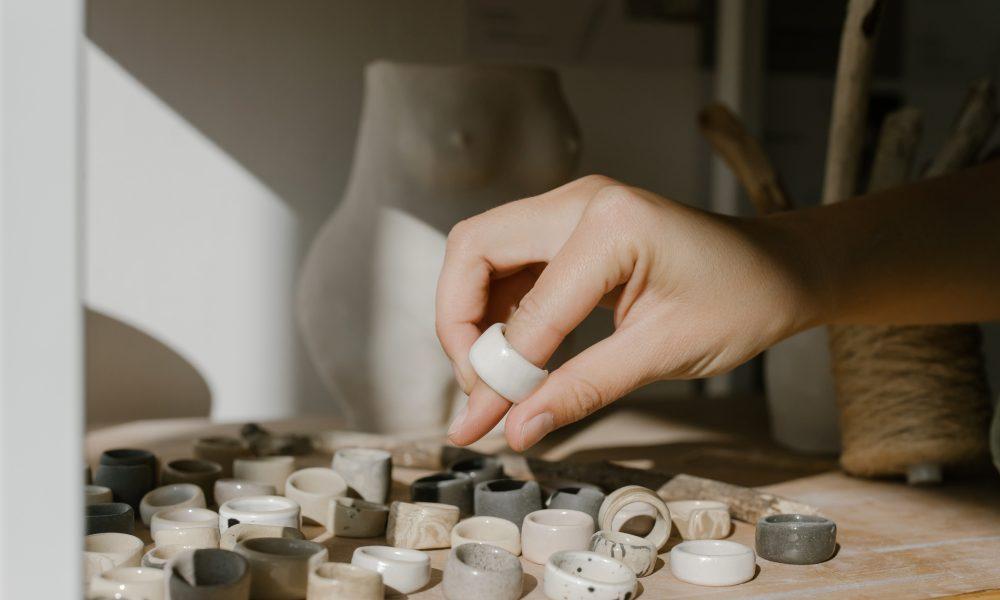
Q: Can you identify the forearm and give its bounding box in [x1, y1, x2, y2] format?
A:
[773, 160, 1000, 327]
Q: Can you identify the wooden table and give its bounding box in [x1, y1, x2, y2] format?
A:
[86, 396, 1000, 599]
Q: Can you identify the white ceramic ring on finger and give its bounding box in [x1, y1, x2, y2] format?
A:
[669, 540, 756, 586]
[468, 323, 548, 402]
[544, 550, 636, 600]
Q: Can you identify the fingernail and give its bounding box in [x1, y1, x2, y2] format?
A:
[448, 405, 469, 439]
[452, 364, 470, 395]
[519, 412, 554, 449]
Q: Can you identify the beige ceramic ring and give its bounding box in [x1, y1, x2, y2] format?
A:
[308, 562, 384, 600]
[150, 506, 218, 536]
[142, 544, 197, 569]
[666, 500, 731, 540]
[152, 525, 220, 550]
[140, 483, 207, 526]
[468, 323, 548, 402]
[450, 516, 521, 556]
[669, 540, 756, 586]
[85, 532, 145, 583]
[521, 509, 595, 565]
[233, 456, 296, 493]
[598, 486, 672, 551]
[284, 467, 348, 526]
[85, 485, 113, 506]
[89, 566, 165, 600]
[386, 501, 460, 550]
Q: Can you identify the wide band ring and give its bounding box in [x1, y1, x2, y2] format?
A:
[468, 323, 548, 403]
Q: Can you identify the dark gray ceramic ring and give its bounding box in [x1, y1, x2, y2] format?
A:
[411, 472, 474, 515]
[755, 514, 837, 565]
[100, 448, 158, 483]
[162, 459, 223, 504]
[168, 548, 251, 600]
[474, 479, 542, 530]
[94, 463, 155, 512]
[86, 502, 136, 535]
[449, 456, 504, 485]
[546, 486, 605, 525]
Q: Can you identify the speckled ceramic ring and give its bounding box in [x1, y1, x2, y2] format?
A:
[756, 514, 837, 565]
[86, 502, 136, 535]
[220, 523, 305, 551]
[332, 448, 392, 504]
[410, 472, 474, 515]
[140, 483, 207, 526]
[547, 486, 605, 526]
[666, 500, 731, 540]
[589, 530, 657, 577]
[351, 546, 430, 595]
[451, 516, 521, 556]
[468, 323, 548, 402]
[444, 543, 523, 600]
[308, 562, 384, 600]
[544, 550, 636, 600]
[449, 456, 504, 485]
[669, 540, 756, 586]
[218, 495, 300, 533]
[326, 497, 390, 538]
[234, 537, 328, 600]
[284, 467, 348, 525]
[387, 501, 460, 550]
[474, 479, 542, 530]
[598, 486, 672, 550]
[521, 509, 596, 565]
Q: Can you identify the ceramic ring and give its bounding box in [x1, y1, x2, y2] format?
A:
[161, 459, 223, 504]
[166, 548, 251, 600]
[326, 497, 389, 538]
[410, 472, 474, 515]
[85, 532, 145, 582]
[150, 506, 219, 536]
[85, 484, 113, 506]
[153, 525, 221, 550]
[473, 479, 542, 530]
[94, 462, 155, 512]
[669, 539, 756, 586]
[468, 322, 548, 402]
[235, 537, 328, 600]
[351, 546, 430, 595]
[547, 486, 605, 526]
[220, 522, 305, 551]
[666, 500, 731, 540]
[308, 562, 384, 600]
[193, 436, 251, 478]
[218, 494, 300, 533]
[89, 566, 165, 600]
[443, 543, 523, 600]
[140, 483, 207, 526]
[451, 516, 521, 556]
[284, 467, 348, 525]
[331, 448, 392, 504]
[86, 502, 136, 535]
[142, 544, 197, 569]
[755, 514, 837, 565]
[521, 508, 596, 565]
[589, 529, 657, 577]
[387, 501, 460, 550]
[448, 456, 504, 485]
[598, 485, 672, 550]
[213, 478, 277, 506]
[544, 550, 636, 600]
[233, 455, 296, 493]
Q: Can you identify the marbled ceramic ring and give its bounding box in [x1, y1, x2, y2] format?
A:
[411, 472, 474, 515]
[387, 501, 460, 550]
[220, 523, 305, 551]
[331, 448, 392, 504]
[193, 436, 251, 478]
[213, 478, 277, 506]
[448, 456, 504, 485]
[166, 548, 251, 600]
[233, 456, 296, 494]
[218, 495, 300, 532]
[142, 544, 197, 569]
[89, 566, 165, 600]
[308, 562, 384, 600]
[544, 550, 636, 600]
[326, 497, 389, 538]
[547, 486, 605, 526]
[669, 539, 756, 586]
[468, 322, 547, 402]
[161, 459, 223, 504]
[521, 508, 596, 565]
[85, 484, 113, 506]
[443, 543, 523, 600]
[351, 546, 430, 595]
[235, 537, 328, 600]
[150, 506, 218, 536]
[473, 479, 542, 530]
[589, 529, 657, 577]
[450, 516, 521, 556]
[140, 483, 207, 526]
[666, 500, 731, 540]
[756, 514, 837, 564]
[86, 502, 136, 535]
[598, 486, 672, 550]
[284, 467, 348, 525]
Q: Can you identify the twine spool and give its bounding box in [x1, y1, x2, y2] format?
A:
[830, 323, 991, 479]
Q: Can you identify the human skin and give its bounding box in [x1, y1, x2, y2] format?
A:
[435, 161, 1000, 451]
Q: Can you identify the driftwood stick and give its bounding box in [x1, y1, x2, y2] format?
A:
[698, 103, 793, 215]
[925, 78, 998, 177]
[867, 107, 923, 192]
[657, 474, 819, 522]
[821, 0, 885, 205]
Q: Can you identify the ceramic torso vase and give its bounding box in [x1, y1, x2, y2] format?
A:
[297, 61, 579, 432]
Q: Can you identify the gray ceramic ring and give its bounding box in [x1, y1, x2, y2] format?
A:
[167, 548, 251, 600]
[235, 537, 328, 600]
[410, 472, 474, 515]
[448, 456, 504, 485]
[443, 543, 523, 600]
[86, 502, 136, 535]
[547, 487, 605, 526]
[473, 479, 541, 530]
[756, 514, 837, 565]
[193, 436, 251, 478]
[162, 459, 223, 504]
[94, 462, 155, 512]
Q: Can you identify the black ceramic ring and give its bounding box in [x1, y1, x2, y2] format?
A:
[168, 548, 251, 600]
[410, 472, 474, 515]
[94, 463, 155, 512]
[755, 513, 837, 565]
[86, 502, 136, 535]
[448, 456, 504, 485]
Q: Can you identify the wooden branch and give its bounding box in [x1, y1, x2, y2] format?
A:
[867, 107, 923, 192]
[698, 103, 793, 215]
[657, 474, 819, 523]
[925, 78, 998, 177]
[821, 0, 886, 205]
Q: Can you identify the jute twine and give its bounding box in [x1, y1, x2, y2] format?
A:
[829, 323, 991, 477]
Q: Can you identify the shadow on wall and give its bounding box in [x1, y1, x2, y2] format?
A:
[86, 309, 211, 426]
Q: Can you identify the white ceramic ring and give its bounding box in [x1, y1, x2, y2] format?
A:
[544, 550, 636, 600]
[149, 507, 218, 535]
[468, 323, 548, 402]
[284, 467, 348, 526]
[669, 539, 756, 586]
[521, 509, 595, 565]
[598, 486, 672, 551]
[89, 566, 165, 600]
[450, 516, 521, 556]
[666, 500, 731, 540]
[218, 494, 300, 533]
[140, 483, 207, 526]
[351, 546, 430, 595]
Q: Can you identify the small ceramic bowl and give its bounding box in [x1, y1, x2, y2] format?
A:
[218, 495, 300, 533]
[589, 529, 658, 577]
[235, 537, 328, 600]
[386, 501, 460, 550]
[410, 472, 474, 515]
[213, 478, 277, 506]
[142, 544, 197, 569]
[85, 484, 113, 506]
[89, 566, 165, 600]
[666, 500, 731, 540]
[599, 486, 672, 550]
[94, 463, 155, 513]
[153, 525, 221, 550]
[326, 497, 389, 538]
[220, 523, 305, 551]
[140, 483, 207, 526]
[443, 543, 523, 600]
[451, 516, 521, 556]
[756, 514, 837, 565]
[547, 486, 606, 526]
[193, 436, 251, 478]
[521, 509, 596, 565]
[233, 456, 296, 493]
[351, 546, 430, 595]
[284, 467, 348, 525]
[473, 479, 542, 530]
[669, 539, 756, 586]
[308, 562, 383, 600]
[161, 459, 223, 504]
[166, 548, 251, 600]
[150, 506, 219, 536]
[86, 502, 136, 535]
[544, 550, 636, 600]
[448, 456, 504, 485]
[332, 448, 392, 504]
[85, 532, 145, 574]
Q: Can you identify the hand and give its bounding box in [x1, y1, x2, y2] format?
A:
[436, 175, 821, 451]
